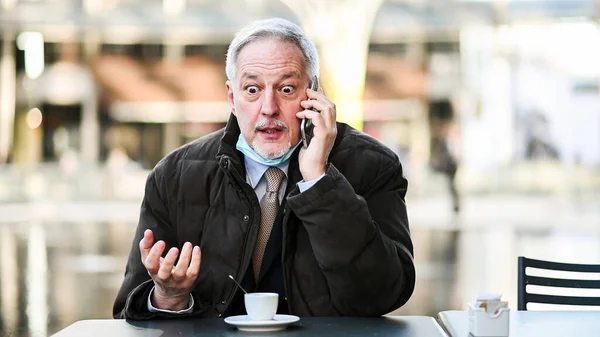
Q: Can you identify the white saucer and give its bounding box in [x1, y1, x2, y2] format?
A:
[224, 314, 300, 332]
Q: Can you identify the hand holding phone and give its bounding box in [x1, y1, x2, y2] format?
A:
[297, 75, 337, 181]
[301, 76, 319, 148]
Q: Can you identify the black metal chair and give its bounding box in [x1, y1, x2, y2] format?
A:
[518, 256, 600, 310]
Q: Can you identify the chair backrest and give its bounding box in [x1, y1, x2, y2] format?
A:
[518, 256, 600, 310]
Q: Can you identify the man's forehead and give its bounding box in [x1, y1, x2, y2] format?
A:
[235, 39, 306, 75]
[239, 71, 301, 81]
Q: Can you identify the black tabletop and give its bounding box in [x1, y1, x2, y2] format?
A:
[51, 316, 448, 337]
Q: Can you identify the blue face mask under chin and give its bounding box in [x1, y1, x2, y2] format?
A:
[236, 133, 301, 166]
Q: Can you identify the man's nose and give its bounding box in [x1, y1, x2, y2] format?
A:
[260, 89, 279, 116]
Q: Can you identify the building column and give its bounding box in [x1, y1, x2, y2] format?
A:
[0, 33, 16, 163]
[406, 41, 430, 171]
[162, 42, 184, 155]
[161, 0, 186, 154]
[460, 25, 514, 172]
[81, 34, 101, 164]
[282, 0, 384, 131]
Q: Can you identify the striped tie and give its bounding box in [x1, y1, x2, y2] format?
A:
[252, 167, 285, 280]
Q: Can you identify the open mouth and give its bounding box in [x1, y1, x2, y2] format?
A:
[260, 128, 282, 134]
[257, 127, 284, 138]
[255, 120, 288, 140]
[256, 125, 287, 142]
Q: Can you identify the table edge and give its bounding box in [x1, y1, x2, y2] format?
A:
[437, 310, 463, 337]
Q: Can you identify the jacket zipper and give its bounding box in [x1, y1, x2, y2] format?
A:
[281, 204, 293, 313]
[221, 156, 258, 315]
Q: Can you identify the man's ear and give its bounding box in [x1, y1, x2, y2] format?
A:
[226, 80, 236, 116]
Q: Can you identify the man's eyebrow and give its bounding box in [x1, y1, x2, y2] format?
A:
[240, 73, 259, 81]
[239, 72, 300, 82]
[279, 73, 297, 81]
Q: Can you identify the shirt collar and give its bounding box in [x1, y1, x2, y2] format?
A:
[244, 155, 289, 189]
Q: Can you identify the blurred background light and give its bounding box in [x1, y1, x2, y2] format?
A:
[26, 108, 43, 130]
[163, 0, 186, 17]
[0, 0, 17, 10]
[17, 32, 45, 80]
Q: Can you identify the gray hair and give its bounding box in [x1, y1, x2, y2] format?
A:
[225, 18, 319, 83]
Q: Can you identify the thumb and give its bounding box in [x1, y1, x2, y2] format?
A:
[139, 229, 154, 257]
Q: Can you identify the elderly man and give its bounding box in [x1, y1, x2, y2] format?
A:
[113, 17, 415, 320]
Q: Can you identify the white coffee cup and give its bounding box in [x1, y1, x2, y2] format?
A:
[244, 292, 278, 321]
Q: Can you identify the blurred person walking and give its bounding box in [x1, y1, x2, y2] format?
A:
[429, 99, 460, 213]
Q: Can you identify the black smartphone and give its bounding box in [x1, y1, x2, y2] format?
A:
[301, 76, 319, 148]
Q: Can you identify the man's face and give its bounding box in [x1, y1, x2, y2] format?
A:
[226, 38, 307, 159]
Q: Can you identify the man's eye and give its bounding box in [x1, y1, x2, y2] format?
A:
[246, 86, 258, 94]
[282, 86, 294, 94]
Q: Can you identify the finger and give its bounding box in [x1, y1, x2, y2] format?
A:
[157, 247, 179, 281]
[306, 87, 324, 100]
[187, 246, 202, 279]
[300, 100, 336, 128]
[300, 99, 325, 111]
[145, 240, 166, 275]
[296, 110, 326, 130]
[172, 242, 192, 280]
[139, 230, 155, 261]
[310, 89, 336, 123]
[306, 88, 334, 108]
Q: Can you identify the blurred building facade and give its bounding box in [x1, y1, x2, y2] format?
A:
[1, 0, 598, 195]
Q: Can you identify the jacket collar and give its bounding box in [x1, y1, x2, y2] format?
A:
[216, 114, 246, 177]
